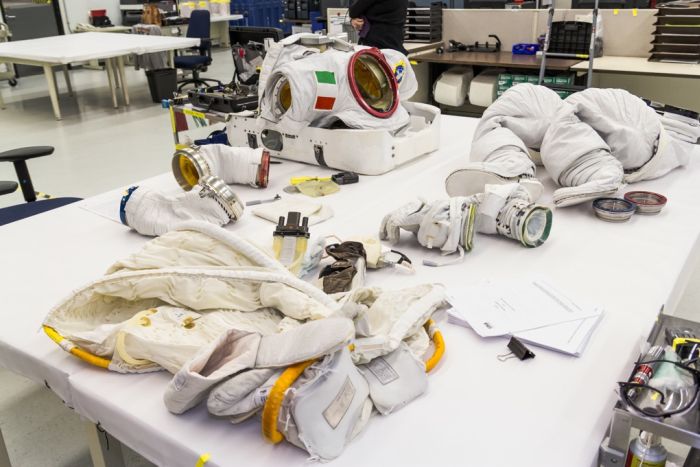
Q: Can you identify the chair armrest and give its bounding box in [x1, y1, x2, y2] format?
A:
[0, 146, 54, 163]
[0, 181, 18, 196]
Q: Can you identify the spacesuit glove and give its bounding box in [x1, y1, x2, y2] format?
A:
[121, 185, 231, 237]
[379, 199, 429, 244]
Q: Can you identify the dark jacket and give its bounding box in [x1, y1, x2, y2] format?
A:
[348, 0, 408, 54]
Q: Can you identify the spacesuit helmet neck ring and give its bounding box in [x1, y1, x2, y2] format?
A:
[347, 48, 400, 119]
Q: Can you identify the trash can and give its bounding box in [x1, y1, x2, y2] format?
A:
[145, 68, 177, 103]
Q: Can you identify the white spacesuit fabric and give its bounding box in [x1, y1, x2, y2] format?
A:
[381, 183, 551, 262]
[539, 102, 622, 207]
[44, 221, 449, 460]
[450, 84, 695, 207]
[341, 284, 448, 364]
[181, 144, 265, 187]
[260, 47, 410, 133]
[276, 347, 371, 461]
[257, 33, 418, 135]
[163, 317, 355, 414]
[445, 84, 562, 199]
[44, 222, 340, 373]
[358, 342, 428, 415]
[121, 185, 231, 237]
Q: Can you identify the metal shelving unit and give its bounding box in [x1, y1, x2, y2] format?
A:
[599, 314, 700, 467]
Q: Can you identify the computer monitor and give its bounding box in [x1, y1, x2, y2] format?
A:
[229, 26, 285, 47]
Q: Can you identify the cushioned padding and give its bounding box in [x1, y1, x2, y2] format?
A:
[0, 146, 54, 162]
[0, 197, 81, 226]
[0, 181, 17, 196]
[174, 55, 210, 69]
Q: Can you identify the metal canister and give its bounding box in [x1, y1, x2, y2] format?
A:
[625, 431, 667, 467]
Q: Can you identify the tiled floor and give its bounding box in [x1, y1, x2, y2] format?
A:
[0, 47, 699, 467]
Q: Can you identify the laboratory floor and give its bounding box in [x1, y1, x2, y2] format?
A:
[1, 49, 699, 467]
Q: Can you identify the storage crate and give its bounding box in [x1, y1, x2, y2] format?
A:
[549, 21, 602, 57]
[231, 0, 285, 30]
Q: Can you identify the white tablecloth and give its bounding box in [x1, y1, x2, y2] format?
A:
[1, 115, 699, 466]
[0, 32, 200, 64]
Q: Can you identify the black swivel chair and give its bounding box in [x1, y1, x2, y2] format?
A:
[0, 146, 82, 226]
[175, 10, 222, 91]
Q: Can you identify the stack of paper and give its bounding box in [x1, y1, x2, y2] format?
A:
[447, 277, 604, 357]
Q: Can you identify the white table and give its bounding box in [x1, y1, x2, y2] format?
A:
[0, 32, 200, 120]
[572, 56, 700, 78]
[210, 14, 244, 48]
[1, 115, 700, 466]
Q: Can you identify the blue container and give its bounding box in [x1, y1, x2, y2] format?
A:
[230, 0, 287, 30]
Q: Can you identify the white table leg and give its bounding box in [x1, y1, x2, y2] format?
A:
[168, 50, 174, 68]
[0, 425, 12, 467]
[105, 59, 119, 108]
[43, 64, 62, 120]
[219, 22, 230, 48]
[116, 56, 129, 106]
[85, 422, 125, 467]
[62, 65, 73, 97]
[63, 65, 73, 96]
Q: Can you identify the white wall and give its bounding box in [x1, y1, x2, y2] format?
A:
[59, 0, 121, 32]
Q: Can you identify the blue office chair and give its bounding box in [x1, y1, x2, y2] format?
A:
[175, 10, 222, 91]
[0, 146, 81, 226]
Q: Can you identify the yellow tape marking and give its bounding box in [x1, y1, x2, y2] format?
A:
[633, 8, 638, 16]
[195, 453, 210, 467]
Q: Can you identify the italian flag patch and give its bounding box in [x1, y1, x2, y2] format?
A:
[314, 71, 337, 111]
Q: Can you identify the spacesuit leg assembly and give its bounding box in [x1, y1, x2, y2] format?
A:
[539, 103, 623, 207]
[172, 144, 270, 191]
[446, 84, 564, 200]
[120, 177, 244, 237]
[563, 88, 690, 186]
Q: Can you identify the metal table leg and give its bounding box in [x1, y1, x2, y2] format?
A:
[62, 65, 73, 97]
[0, 425, 12, 467]
[43, 64, 62, 120]
[86, 422, 125, 467]
[105, 59, 119, 109]
[0, 88, 5, 110]
[116, 56, 129, 106]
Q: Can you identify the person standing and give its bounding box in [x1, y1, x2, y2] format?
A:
[349, 0, 409, 55]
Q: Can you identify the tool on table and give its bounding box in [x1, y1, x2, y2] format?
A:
[285, 176, 340, 197]
[497, 337, 535, 362]
[626, 346, 666, 400]
[592, 197, 637, 223]
[624, 191, 668, 215]
[331, 172, 359, 185]
[246, 194, 281, 207]
[447, 35, 502, 53]
[273, 212, 310, 276]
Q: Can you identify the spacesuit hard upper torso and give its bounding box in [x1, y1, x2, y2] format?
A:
[257, 34, 417, 134]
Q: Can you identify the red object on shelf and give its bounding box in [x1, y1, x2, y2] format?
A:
[90, 9, 107, 18]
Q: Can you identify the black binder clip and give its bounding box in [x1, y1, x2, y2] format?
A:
[497, 337, 536, 362]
